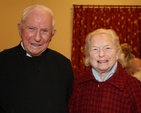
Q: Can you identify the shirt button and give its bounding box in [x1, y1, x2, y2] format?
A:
[36, 69, 40, 72]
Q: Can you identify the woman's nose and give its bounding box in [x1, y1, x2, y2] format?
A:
[99, 49, 105, 57]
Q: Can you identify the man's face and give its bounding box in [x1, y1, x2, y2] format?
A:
[18, 11, 54, 56]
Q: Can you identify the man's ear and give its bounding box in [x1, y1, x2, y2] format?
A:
[49, 29, 56, 42]
[52, 29, 56, 36]
[17, 24, 22, 37]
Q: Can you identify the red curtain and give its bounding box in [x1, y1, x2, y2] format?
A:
[71, 5, 141, 77]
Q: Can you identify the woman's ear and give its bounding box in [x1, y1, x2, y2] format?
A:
[116, 49, 121, 60]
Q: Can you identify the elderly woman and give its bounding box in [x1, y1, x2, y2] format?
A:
[68, 28, 141, 113]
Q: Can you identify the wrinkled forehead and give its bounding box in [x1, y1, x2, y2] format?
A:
[90, 33, 115, 43]
[25, 10, 52, 21]
[22, 11, 53, 28]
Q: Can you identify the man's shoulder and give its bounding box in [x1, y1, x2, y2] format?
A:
[0, 45, 21, 58]
[45, 48, 70, 61]
[0, 44, 20, 55]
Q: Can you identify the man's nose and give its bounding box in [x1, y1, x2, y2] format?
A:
[34, 31, 41, 42]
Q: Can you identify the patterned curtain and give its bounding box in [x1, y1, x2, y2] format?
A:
[71, 5, 141, 77]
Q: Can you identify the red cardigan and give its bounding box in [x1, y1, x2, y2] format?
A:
[68, 63, 141, 113]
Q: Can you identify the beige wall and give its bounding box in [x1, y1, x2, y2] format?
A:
[1, 0, 141, 59]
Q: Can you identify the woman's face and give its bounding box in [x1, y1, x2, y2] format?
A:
[89, 33, 119, 75]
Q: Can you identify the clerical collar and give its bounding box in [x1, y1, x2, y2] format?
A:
[20, 42, 32, 57]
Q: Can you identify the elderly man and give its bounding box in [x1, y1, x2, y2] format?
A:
[0, 5, 74, 113]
